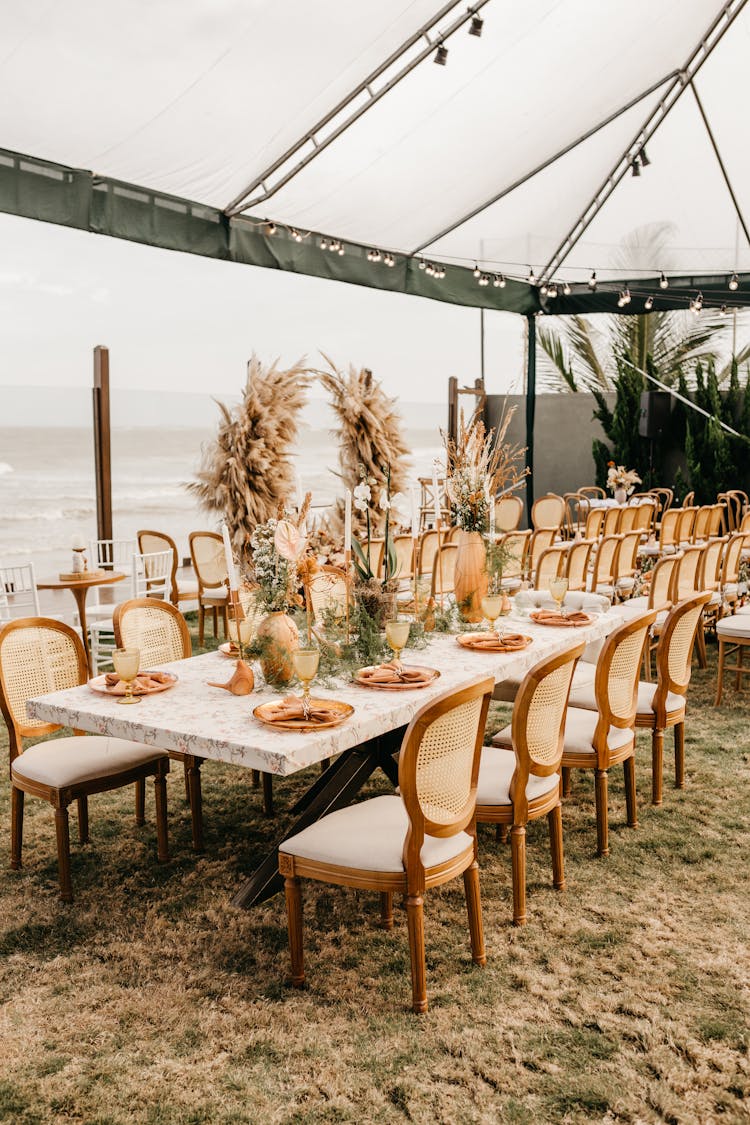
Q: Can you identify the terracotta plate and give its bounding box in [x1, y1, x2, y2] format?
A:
[528, 611, 594, 628]
[88, 671, 178, 697]
[456, 633, 533, 653]
[253, 698, 354, 732]
[218, 642, 241, 658]
[354, 665, 440, 690]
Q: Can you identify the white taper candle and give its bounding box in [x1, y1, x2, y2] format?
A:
[344, 490, 352, 551]
[221, 522, 239, 591]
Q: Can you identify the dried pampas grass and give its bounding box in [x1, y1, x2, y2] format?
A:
[317, 354, 410, 537]
[188, 354, 313, 557]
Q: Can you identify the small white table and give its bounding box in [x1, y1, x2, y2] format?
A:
[28, 611, 623, 906]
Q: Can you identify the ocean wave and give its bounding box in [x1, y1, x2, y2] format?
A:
[0, 506, 95, 523]
[0, 462, 13, 475]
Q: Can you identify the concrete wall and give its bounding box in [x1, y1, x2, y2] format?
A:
[485, 393, 617, 512]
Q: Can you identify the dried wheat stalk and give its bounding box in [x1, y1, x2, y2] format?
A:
[317, 354, 410, 537]
[188, 354, 313, 557]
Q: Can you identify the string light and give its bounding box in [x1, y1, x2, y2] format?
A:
[528, 268, 536, 285]
[383, 253, 395, 267]
[719, 304, 728, 316]
[617, 288, 631, 307]
[493, 274, 506, 288]
[588, 271, 597, 290]
[434, 42, 448, 65]
[659, 272, 669, 289]
[563, 281, 571, 295]
[729, 272, 739, 291]
[264, 221, 276, 236]
[547, 282, 558, 298]
[320, 238, 328, 250]
[540, 283, 548, 296]
[478, 274, 490, 287]
[468, 13, 484, 37]
[473, 263, 481, 278]
[689, 291, 703, 314]
[644, 295, 654, 310]
[418, 258, 426, 270]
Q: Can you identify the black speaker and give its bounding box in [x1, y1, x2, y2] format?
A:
[638, 391, 671, 438]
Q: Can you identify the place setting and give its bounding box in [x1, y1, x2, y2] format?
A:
[354, 616, 440, 689]
[88, 646, 178, 704]
[528, 577, 594, 628]
[457, 591, 533, 653]
[253, 645, 354, 731]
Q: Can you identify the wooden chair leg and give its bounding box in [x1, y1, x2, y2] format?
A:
[153, 768, 170, 863]
[651, 728, 664, 806]
[642, 644, 652, 683]
[198, 604, 205, 647]
[623, 755, 637, 827]
[284, 875, 305, 987]
[736, 643, 744, 691]
[696, 624, 708, 669]
[510, 825, 527, 925]
[380, 891, 394, 930]
[221, 604, 228, 639]
[561, 766, 572, 798]
[54, 804, 73, 903]
[10, 787, 24, 870]
[212, 605, 218, 639]
[76, 796, 89, 844]
[495, 823, 509, 844]
[262, 772, 274, 817]
[463, 861, 486, 965]
[674, 722, 685, 789]
[594, 769, 609, 857]
[134, 778, 146, 826]
[185, 756, 204, 852]
[548, 803, 565, 890]
[715, 640, 725, 706]
[406, 893, 428, 1013]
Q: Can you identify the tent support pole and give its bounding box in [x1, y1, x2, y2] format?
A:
[92, 346, 112, 544]
[538, 0, 748, 283]
[525, 315, 536, 525]
[690, 81, 750, 251]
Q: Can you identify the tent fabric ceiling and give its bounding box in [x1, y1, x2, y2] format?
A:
[0, 0, 749, 304]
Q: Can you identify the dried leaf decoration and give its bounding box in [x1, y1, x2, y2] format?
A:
[188, 354, 313, 559]
[317, 354, 410, 538]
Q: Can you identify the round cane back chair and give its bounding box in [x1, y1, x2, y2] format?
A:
[565, 539, 594, 591]
[691, 507, 711, 542]
[589, 534, 621, 592]
[528, 529, 556, 577]
[278, 678, 494, 1013]
[602, 507, 620, 536]
[495, 495, 523, 532]
[633, 501, 655, 534]
[417, 529, 441, 577]
[617, 505, 638, 533]
[431, 544, 457, 596]
[499, 531, 531, 584]
[531, 494, 564, 533]
[393, 535, 416, 580]
[533, 545, 566, 590]
[307, 566, 349, 622]
[584, 507, 605, 539]
[657, 508, 680, 552]
[579, 486, 606, 502]
[113, 598, 191, 667]
[137, 530, 179, 602]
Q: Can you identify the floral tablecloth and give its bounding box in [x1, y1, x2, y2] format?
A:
[27, 610, 624, 778]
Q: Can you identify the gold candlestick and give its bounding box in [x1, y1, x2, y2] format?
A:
[436, 517, 444, 611]
[412, 535, 420, 621]
[344, 546, 352, 644]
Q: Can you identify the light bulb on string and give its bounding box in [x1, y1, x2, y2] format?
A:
[473, 264, 481, 278]
[563, 281, 571, 295]
[644, 295, 654, 311]
[418, 258, 426, 271]
[659, 272, 669, 290]
[719, 304, 728, 316]
[729, 273, 739, 291]
[320, 238, 329, 251]
[493, 274, 506, 288]
[588, 271, 597, 291]
[264, 221, 276, 236]
[623, 287, 631, 305]
[528, 268, 536, 285]
[547, 283, 558, 299]
[540, 283, 548, 296]
[479, 274, 490, 287]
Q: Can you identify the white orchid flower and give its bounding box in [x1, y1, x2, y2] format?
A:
[387, 491, 410, 525]
[353, 481, 371, 511]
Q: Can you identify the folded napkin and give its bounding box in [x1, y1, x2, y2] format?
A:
[104, 671, 172, 695]
[462, 632, 529, 651]
[358, 661, 434, 685]
[530, 610, 591, 628]
[265, 695, 341, 724]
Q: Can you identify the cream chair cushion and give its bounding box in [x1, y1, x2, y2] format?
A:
[492, 707, 632, 758]
[11, 737, 168, 789]
[476, 746, 559, 806]
[177, 581, 200, 598]
[716, 615, 750, 639]
[568, 677, 684, 717]
[279, 794, 472, 873]
[201, 590, 229, 604]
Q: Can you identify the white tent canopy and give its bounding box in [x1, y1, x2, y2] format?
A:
[0, 0, 748, 307]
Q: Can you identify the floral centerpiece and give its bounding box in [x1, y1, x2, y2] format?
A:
[250, 500, 312, 683]
[606, 462, 641, 502]
[350, 464, 408, 625]
[442, 410, 526, 620]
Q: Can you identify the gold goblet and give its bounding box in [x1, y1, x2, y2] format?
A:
[549, 577, 569, 616]
[293, 647, 320, 720]
[480, 593, 504, 637]
[385, 618, 411, 669]
[112, 647, 141, 705]
[228, 617, 254, 660]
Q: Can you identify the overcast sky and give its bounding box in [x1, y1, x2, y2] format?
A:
[0, 211, 525, 408]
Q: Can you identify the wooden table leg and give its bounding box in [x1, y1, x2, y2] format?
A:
[71, 586, 93, 674]
[231, 729, 405, 910]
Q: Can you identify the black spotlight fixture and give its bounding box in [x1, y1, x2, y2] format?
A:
[631, 157, 641, 177]
[469, 12, 483, 36]
[434, 42, 448, 65]
[639, 146, 651, 167]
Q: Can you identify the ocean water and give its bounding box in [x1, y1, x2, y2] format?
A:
[0, 423, 445, 577]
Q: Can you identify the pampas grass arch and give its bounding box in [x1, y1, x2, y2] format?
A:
[189, 354, 313, 556]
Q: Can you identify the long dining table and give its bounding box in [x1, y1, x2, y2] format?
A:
[26, 607, 625, 908]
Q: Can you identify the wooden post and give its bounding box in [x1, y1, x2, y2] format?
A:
[92, 346, 112, 544]
[447, 376, 458, 446]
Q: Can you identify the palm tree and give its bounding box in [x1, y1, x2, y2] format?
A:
[537, 223, 750, 392]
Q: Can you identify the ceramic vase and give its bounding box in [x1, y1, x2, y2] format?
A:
[614, 487, 627, 505]
[256, 612, 299, 685]
[454, 530, 488, 623]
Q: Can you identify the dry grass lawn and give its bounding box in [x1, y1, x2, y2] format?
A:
[0, 621, 749, 1124]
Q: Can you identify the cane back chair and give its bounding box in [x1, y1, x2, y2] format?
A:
[189, 532, 230, 645]
[279, 678, 494, 1013]
[478, 643, 585, 924]
[0, 618, 169, 901]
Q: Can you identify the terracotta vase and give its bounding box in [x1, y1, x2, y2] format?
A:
[454, 530, 488, 623]
[256, 612, 299, 685]
[614, 487, 627, 505]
